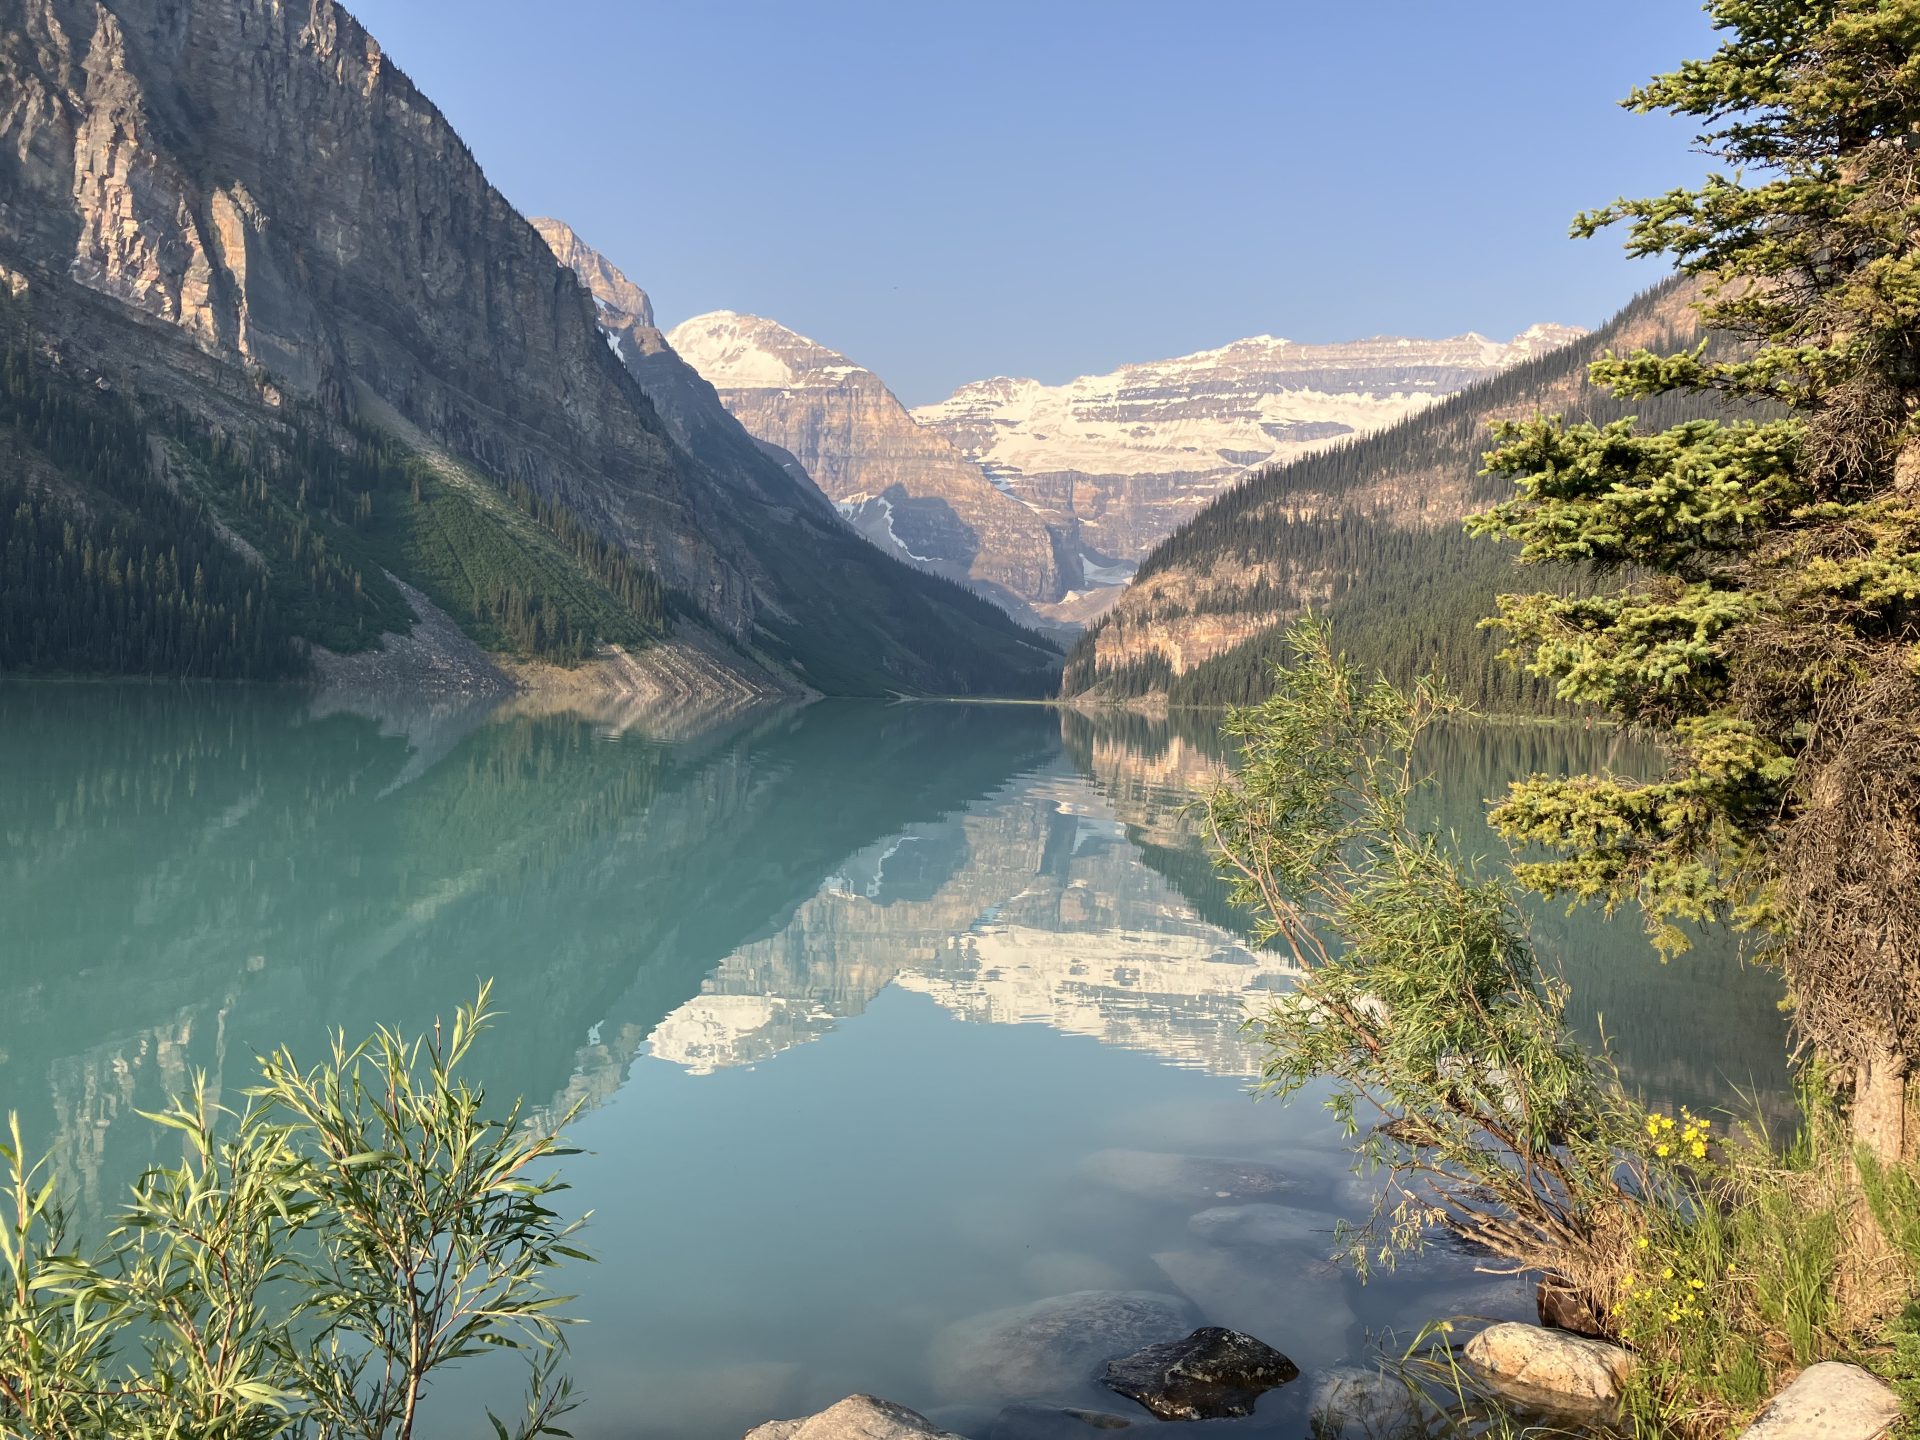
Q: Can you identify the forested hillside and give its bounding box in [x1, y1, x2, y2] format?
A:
[0, 292, 670, 678]
[0, 0, 1061, 699]
[1060, 278, 1738, 711]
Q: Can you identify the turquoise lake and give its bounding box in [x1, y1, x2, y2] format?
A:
[0, 686, 1791, 1437]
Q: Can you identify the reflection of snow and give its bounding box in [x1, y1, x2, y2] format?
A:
[645, 994, 836, 1076]
[898, 923, 1285, 1070]
[643, 774, 1299, 1079]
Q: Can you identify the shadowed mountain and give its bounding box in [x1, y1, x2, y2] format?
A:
[0, 0, 1059, 696]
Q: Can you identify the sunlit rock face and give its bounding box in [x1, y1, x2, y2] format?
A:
[667, 311, 1064, 615]
[0, 7, 1056, 698]
[911, 325, 1585, 571]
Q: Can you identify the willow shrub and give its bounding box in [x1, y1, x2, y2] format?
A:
[1211, 618, 1663, 1287]
[0, 984, 585, 1440]
[1215, 620, 1920, 1437]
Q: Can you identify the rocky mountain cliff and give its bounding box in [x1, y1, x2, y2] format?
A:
[1059, 280, 1706, 709]
[528, 218, 845, 524]
[0, 0, 1058, 696]
[913, 325, 1585, 572]
[667, 310, 1066, 620]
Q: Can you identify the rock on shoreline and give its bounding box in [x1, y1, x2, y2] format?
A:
[747, 1395, 966, 1440]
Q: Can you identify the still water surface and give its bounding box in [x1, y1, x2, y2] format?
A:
[0, 687, 1790, 1436]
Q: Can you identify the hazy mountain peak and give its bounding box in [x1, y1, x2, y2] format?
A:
[667, 311, 864, 390]
[529, 217, 655, 328]
[667, 312, 1064, 610]
[912, 323, 1588, 504]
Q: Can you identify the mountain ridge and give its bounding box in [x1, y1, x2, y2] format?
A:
[0, 0, 1060, 696]
[911, 322, 1588, 568]
[1058, 278, 1707, 710]
[663, 302, 1585, 632]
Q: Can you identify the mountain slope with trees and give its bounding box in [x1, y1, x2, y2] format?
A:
[0, 0, 1059, 696]
[1059, 278, 1725, 711]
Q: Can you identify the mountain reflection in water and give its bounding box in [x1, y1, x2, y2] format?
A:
[0, 684, 1791, 1437]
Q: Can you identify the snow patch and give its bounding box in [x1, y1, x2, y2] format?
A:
[1079, 553, 1137, 586]
[912, 322, 1588, 484]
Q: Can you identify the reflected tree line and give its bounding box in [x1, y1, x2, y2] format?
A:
[0, 686, 1787, 1219]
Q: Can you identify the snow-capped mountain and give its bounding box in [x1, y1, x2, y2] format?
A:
[912, 324, 1586, 571]
[666, 312, 1063, 616]
[667, 311, 1583, 628]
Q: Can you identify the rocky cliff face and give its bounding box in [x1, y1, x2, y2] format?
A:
[667, 310, 1066, 614]
[0, 0, 1058, 696]
[529, 218, 838, 519]
[913, 325, 1585, 570]
[1, 0, 722, 584]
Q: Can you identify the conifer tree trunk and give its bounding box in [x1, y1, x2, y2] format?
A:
[1855, 1043, 1910, 1165]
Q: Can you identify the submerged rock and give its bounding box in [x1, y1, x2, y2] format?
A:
[1081, 1149, 1300, 1206]
[1187, 1203, 1334, 1250]
[930, 1290, 1198, 1402]
[987, 1403, 1138, 1440]
[746, 1394, 967, 1440]
[1463, 1321, 1635, 1410]
[1100, 1326, 1300, 1420]
[1150, 1247, 1355, 1368]
[1020, 1250, 1132, 1296]
[1738, 1362, 1900, 1440]
[1306, 1366, 1423, 1437]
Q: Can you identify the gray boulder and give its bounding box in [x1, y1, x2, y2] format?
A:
[1307, 1366, 1423, 1438]
[930, 1290, 1198, 1402]
[1738, 1363, 1900, 1440]
[1100, 1326, 1299, 1420]
[1187, 1203, 1335, 1251]
[746, 1395, 967, 1440]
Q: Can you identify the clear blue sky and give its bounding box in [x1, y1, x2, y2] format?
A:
[345, 0, 1723, 406]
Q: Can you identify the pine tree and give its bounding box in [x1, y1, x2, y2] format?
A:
[1470, 0, 1920, 1159]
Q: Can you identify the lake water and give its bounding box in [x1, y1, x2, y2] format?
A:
[0, 686, 1791, 1437]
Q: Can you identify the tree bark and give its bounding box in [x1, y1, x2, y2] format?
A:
[1854, 1043, 1910, 1164]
